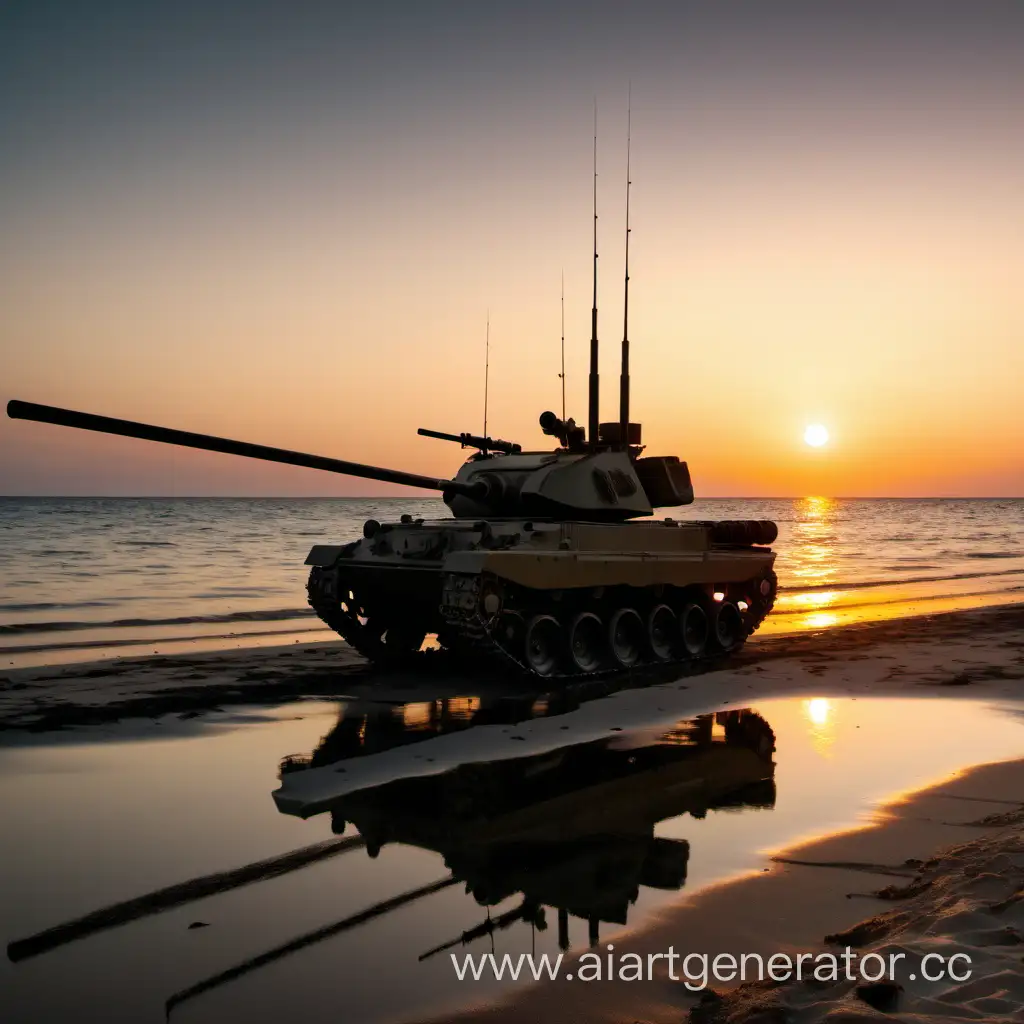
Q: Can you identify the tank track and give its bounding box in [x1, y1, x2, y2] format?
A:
[305, 565, 415, 664]
[309, 563, 776, 678]
[438, 570, 778, 679]
[307, 567, 368, 655]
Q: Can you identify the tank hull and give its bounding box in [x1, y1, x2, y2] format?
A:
[306, 517, 777, 676]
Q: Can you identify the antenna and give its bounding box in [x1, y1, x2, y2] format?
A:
[619, 83, 632, 450]
[588, 100, 600, 450]
[483, 311, 490, 449]
[559, 270, 566, 422]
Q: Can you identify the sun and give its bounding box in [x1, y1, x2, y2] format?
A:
[804, 424, 829, 448]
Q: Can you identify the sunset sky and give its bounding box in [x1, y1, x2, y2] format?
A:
[2, 1, 1022, 497]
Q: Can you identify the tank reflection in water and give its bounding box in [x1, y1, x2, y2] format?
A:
[2, 694, 776, 1023]
[277, 704, 775, 957]
[173, 704, 773, 1015]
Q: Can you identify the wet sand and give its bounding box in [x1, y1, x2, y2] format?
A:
[2, 602, 1023, 733]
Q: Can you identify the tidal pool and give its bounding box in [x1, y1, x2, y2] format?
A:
[1, 688, 1022, 1024]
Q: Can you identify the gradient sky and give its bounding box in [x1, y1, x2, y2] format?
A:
[2, 1, 1022, 496]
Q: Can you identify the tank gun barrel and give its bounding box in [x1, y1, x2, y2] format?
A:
[417, 427, 521, 454]
[7, 401, 486, 498]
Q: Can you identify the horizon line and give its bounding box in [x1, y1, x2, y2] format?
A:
[2, 494, 1022, 502]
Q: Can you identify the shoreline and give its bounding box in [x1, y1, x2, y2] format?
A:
[425, 754, 1024, 1024]
[3, 573, 1022, 671]
[2, 601, 1023, 733]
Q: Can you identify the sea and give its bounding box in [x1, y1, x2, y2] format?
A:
[2, 497, 1023, 668]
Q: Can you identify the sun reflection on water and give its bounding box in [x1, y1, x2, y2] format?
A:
[789, 497, 839, 587]
[789, 590, 842, 608]
[803, 697, 836, 757]
[803, 611, 840, 629]
[777, 497, 848, 630]
[806, 698, 831, 725]
[764, 496, 1024, 636]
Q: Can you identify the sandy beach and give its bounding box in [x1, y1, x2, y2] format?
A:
[3, 601, 1023, 734]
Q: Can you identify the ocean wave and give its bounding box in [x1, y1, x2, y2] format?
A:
[121, 540, 178, 548]
[0, 623, 329, 657]
[773, 587, 1024, 617]
[193, 589, 286, 599]
[784, 566, 1024, 593]
[0, 600, 117, 613]
[966, 551, 1021, 560]
[0, 607, 315, 636]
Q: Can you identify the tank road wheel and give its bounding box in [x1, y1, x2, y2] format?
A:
[710, 600, 744, 653]
[646, 604, 677, 662]
[608, 608, 644, 668]
[569, 612, 606, 673]
[679, 602, 709, 657]
[496, 610, 526, 656]
[525, 615, 562, 677]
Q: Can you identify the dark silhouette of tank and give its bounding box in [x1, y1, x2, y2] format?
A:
[5, 141, 779, 676]
[3, 397, 776, 677]
[275, 706, 777, 952]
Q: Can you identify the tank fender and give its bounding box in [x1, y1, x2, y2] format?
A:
[305, 543, 356, 566]
[443, 550, 492, 575]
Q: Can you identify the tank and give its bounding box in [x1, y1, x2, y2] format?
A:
[6, 137, 779, 675]
[6, 398, 778, 676]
